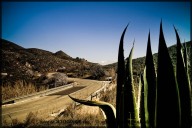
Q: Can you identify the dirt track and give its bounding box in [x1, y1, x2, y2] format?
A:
[2, 78, 107, 124]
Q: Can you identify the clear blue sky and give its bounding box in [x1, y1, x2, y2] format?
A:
[2, 2, 191, 65]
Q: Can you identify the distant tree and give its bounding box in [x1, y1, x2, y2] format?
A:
[52, 73, 68, 85]
[90, 65, 105, 79]
[75, 57, 80, 61]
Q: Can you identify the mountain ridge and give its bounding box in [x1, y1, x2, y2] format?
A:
[1, 39, 105, 83]
[54, 50, 72, 60]
[2, 38, 191, 85]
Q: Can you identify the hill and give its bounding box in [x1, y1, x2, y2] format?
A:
[1, 39, 105, 84]
[2, 39, 191, 85]
[54, 50, 72, 60]
[103, 41, 191, 83]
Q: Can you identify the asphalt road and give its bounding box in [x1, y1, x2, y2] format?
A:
[2, 78, 107, 124]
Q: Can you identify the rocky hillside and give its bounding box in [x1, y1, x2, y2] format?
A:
[2, 38, 191, 85]
[103, 41, 191, 84]
[54, 50, 73, 60]
[1, 39, 105, 84]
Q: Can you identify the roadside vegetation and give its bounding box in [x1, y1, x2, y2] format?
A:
[2, 81, 48, 101]
[2, 79, 140, 127]
[2, 72, 72, 101]
[2, 83, 116, 127]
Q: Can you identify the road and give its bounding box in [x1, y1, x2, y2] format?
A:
[2, 78, 107, 124]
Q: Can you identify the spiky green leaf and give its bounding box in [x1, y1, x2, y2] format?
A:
[139, 73, 146, 128]
[145, 31, 156, 128]
[183, 42, 188, 71]
[116, 25, 128, 128]
[124, 44, 140, 128]
[68, 95, 116, 128]
[155, 21, 181, 127]
[174, 26, 191, 128]
[183, 42, 191, 86]
[143, 67, 150, 128]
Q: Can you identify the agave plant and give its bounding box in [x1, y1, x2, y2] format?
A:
[142, 31, 156, 128]
[174, 26, 191, 128]
[140, 22, 191, 128]
[69, 22, 191, 128]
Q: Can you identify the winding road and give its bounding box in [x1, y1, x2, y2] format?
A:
[2, 78, 108, 124]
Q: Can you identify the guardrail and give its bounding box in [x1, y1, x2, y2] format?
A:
[50, 81, 115, 117]
[2, 83, 74, 105]
[73, 81, 113, 107]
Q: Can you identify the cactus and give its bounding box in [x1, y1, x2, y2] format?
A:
[69, 22, 191, 128]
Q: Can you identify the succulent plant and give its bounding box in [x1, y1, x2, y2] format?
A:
[174, 26, 191, 128]
[69, 22, 191, 128]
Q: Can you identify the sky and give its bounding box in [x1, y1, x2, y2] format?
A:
[2, 2, 191, 65]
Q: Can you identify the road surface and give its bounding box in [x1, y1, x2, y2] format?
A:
[2, 78, 107, 124]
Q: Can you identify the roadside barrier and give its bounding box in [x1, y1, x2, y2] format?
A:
[2, 83, 74, 105]
[73, 81, 114, 107]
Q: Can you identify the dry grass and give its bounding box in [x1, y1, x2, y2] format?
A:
[52, 84, 117, 127]
[52, 105, 106, 127]
[2, 112, 43, 128]
[2, 102, 106, 128]
[50, 84, 117, 127]
[2, 80, 48, 101]
[100, 85, 116, 107]
[2, 85, 116, 127]
[2, 82, 141, 127]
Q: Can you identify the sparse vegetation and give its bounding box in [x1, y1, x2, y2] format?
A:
[2, 80, 48, 101]
[2, 112, 43, 128]
[55, 105, 106, 127]
[1, 39, 106, 87]
[2, 84, 116, 127]
[2, 72, 74, 101]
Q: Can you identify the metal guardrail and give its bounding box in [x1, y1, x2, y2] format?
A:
[2, 83, 74, 105]
[50, 81, 113, 117]
[73, 81, 111, 107]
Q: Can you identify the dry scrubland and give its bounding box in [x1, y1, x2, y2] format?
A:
[2, 73, 74, 101]
[2, 81, 142, 127]
[2, 82, 118, 128]
[2, 81, 48, 101]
